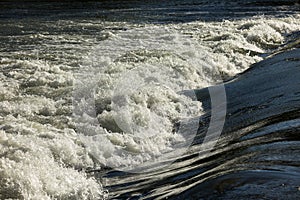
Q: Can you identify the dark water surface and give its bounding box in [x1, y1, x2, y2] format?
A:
[102, 47, 300, 199]
[1, 0, 300, 22]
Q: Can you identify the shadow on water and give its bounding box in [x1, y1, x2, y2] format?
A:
[98, 47, 300, 199]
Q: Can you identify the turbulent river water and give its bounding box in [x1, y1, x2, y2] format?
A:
[0, 1, 300, 199]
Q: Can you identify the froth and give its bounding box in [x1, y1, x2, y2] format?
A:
[73, 15, 300, 171]
[0, 14, 299, 198]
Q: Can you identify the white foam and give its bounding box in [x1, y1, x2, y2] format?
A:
[0, 116, 106, 199]
[74, 15, 300, 172]
[0, 14, 300, 199]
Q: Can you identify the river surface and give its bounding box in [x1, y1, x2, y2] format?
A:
[0, 1, 300, 199]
